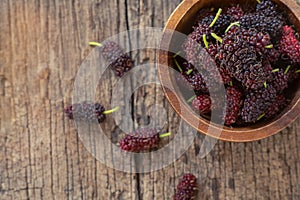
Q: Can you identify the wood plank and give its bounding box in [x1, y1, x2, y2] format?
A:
[0, 0, 138, 199]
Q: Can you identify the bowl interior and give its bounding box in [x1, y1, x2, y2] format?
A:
[158, 0, 300, 142]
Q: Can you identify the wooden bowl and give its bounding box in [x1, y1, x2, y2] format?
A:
[158, 0, 300, 142]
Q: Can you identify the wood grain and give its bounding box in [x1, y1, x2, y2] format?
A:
[0, 0, 300, 199]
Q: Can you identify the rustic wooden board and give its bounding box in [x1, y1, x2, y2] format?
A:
[1, 0, 300, 199]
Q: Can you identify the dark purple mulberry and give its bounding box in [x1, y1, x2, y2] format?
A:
[218, 28, 273, 89]
[179, 72, 209, 93]
[240, 13, 285, 40]
[174, 174, 198, 200]
[119, 128, 160, 152]
[266, 47, 280, 63]
[270, 68, 289, 92]
[184, 24, 212, 63]
[256, 0, 280, 17]
[100, 41, 133, 77]
[265, 95, 287, 119]
[194, 8, 215, 25]
[200, 14, 233, 35]
[241, 85, 277, 123]
[64, 102, 106, 123]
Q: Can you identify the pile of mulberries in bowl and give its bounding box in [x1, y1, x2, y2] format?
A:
[175, 0, 300, 127]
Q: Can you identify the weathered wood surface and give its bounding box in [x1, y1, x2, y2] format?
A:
[1, 0, 300, 199]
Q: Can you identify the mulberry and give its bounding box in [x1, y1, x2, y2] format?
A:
[90, 41, 133, 77]
[119, 128, 160, 152]
[270, 68, 289, 92]
[201, 13, 233, 35]
[265, 95, 286, 119]
[241, 85, 277, 123]
[279, 26, 300, 63]
[256, 0, 279, 17]
[184, 24, 212, 65]
[226, 6, 244, 20]
[240, 13, 285, 40]
[64, 102, 106, 123]
[179, 71, 209, 93]
[224, 86, 243, 125]
[192, 95, 212, 114]
[218, 28, 273, 89]
[266, 47, 280, 63]
[174, 174, 198, 200]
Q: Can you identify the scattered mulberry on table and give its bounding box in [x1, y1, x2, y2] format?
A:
[100, 41, 133, 77]
[174, 174, 198, 200]
[119, 128, 160, 152]
[64, 102, 106, 123]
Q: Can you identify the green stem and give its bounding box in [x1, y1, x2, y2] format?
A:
[186, 69, 193, 75]
[203, 34, 209, 49]
[229, 81, 233, 86]
[284, 65, 291, 74]
[173, 51, 181, 58]
[257, 113, 265, 121]
[225, 22, 240, 33]
[295, 69, 300, 73]
[103, 106, 119, 115]
[264, 81, 267, 88]
[89, 41, 103, 47]
[209, 8, 222, 28]
[174, 59, 183, 72]
[265, 44, 273, 49]
[187, 95, 196, 103]
[272, 68, 279, 73]
[256, 0, 262, 3]
[159, 132, 172, 138]
[211, 33, 223, 43]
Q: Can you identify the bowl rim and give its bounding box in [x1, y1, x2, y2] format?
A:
[157, 0, 300, 142]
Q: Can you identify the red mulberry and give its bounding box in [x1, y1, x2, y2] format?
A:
[174, 174, 198, 200]
[279, 26, 300, 63]
[224, 86, 243, 125]
[226, 6, 244, 20]
[119, 128, 160, 152]
[192, 95, 212, 114]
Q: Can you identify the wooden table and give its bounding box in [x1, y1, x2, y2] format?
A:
[1, 0, 300, 199]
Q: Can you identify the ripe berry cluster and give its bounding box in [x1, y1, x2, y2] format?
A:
[178, 0, 300, 126]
